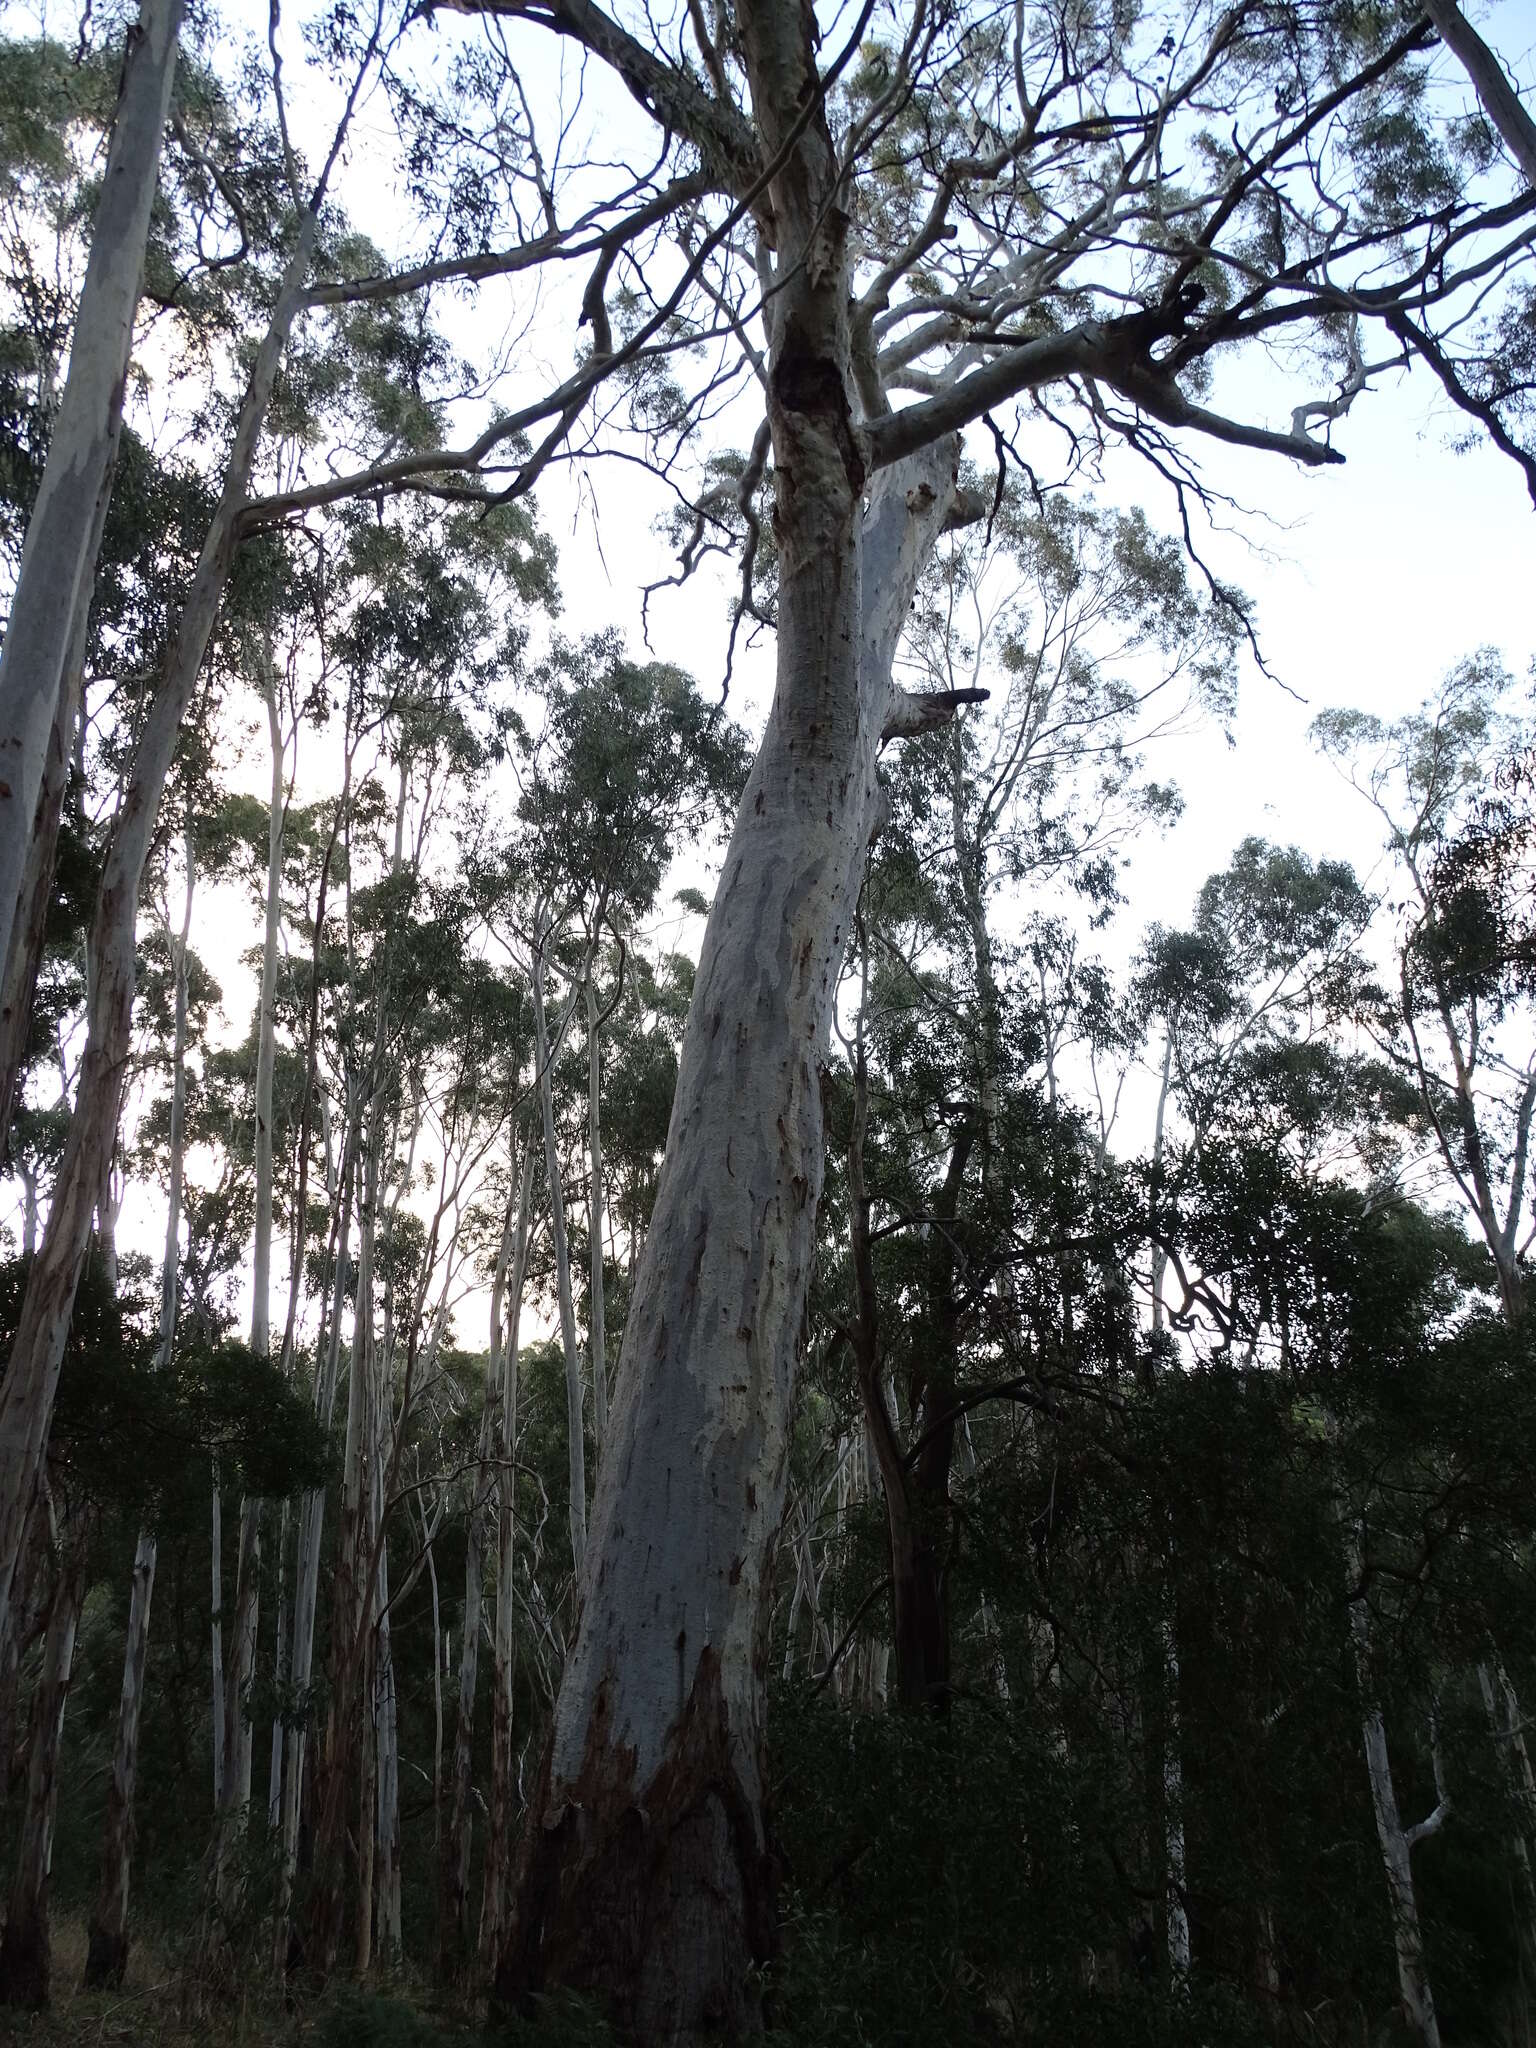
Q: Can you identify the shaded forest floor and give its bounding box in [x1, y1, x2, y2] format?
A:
[0, 1917, 488, 2047]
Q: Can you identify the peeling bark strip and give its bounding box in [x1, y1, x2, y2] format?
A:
[495, 3, 972, 2032]
[0, 0, 183, 1002]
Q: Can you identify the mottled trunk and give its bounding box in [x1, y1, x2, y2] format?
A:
[494, 5, 964, 2018]
[0, 202, 322, 1670]
[0, 0, 183, 995]
[0, 1544, 85, 2008]
[533, 932, 587, 1571]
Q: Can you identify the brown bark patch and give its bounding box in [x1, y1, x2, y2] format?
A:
[495, 1649, 776, 2042]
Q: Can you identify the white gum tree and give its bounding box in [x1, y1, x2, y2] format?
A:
[1, 0, 1534, 2032]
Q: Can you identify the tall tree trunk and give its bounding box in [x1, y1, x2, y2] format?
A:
[533, 926, 586, 1572]
[0, 200, 322, 1673]
[494, 3, 967, 2004]
[439, 1144, 525, 1983]
[1346, 1526, 1444, 2048]
[211, 656, 284, 1914]
[478, 1138, 536, 1977]
[0, 0, 183, 995]
[84, 823, 195, 1988]
[309, 1082, 384, 1976]
[374, 1533, 402, 1964]
[586, 965, 609, 1453]
[275, 1105, 357, 1970]
[0, 1530, 87, 2007]
[0, 505, 99, 1160]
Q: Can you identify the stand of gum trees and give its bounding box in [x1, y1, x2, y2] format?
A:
[0, 0, 1534, 2041]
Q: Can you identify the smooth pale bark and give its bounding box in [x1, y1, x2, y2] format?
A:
[1423, 0, 1536, 188]
[0, 1539, 86, 2007]
[494, 0, 967, 2004]
[0, 0, 183, 993]
[532, 931, 587, 1571]
[478, 1139, 536, 1976]
[0, 200, 322, 1672]
[1346, 1527, 1444, 2048]
[0, 480, 103, 1158]
[586, 968, 609, 1451]
[84, 829, 194, 1988]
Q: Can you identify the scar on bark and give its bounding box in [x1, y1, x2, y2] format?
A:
[494, 1649, 775, 2036]
[772, 352, 866, 494]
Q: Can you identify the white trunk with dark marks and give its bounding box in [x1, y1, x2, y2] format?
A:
[0, 0, 183, 995]
[495, 8, 964, 2022]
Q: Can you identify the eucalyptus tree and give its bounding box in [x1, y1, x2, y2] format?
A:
[1315, 659, 1536, 1324]
[321, 0, 1536, 2024]
[0, 0, 183, 1011]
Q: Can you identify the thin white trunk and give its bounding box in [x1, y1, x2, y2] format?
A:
[268, 1500, 289, 1833]
[212, 654, 285, 1886]
[275, 1105, 356, 1966]
[1346, 1526, 1444, 2048]
[478, 1138, 535, 1974]
[1162, 1611, 1190, 1978]
[210, 1478, 224, 1809]
[441, 1147, 522, 1977]
[0, 0, 184, 990]
[85, 827, 193, 1985]
[533, 931, 586, 1571]
[375, 1533, 402, 1962]
[586, 966, 609, 1454]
